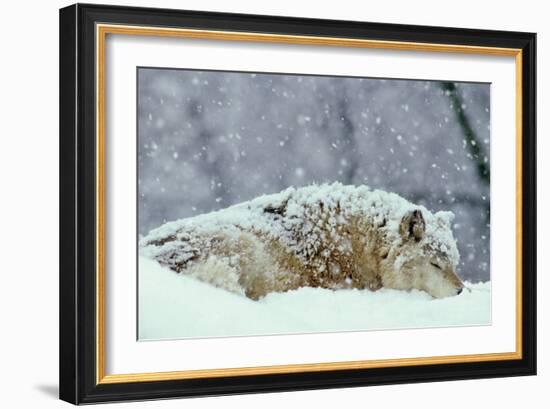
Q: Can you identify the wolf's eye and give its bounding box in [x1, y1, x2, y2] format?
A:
[430, 262, 442, 270]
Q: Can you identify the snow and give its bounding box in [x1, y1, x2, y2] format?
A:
[138, 69, 491, 282]
[138, 256, 491, 340]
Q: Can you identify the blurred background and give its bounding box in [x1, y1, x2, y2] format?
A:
[138, 68, 490, 282]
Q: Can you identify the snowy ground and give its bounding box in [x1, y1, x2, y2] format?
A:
[138, 256, 491, 341]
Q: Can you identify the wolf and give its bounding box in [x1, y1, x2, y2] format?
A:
[140, 183, 464, 300]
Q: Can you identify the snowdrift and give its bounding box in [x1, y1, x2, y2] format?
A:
[138, 256, 491, 341]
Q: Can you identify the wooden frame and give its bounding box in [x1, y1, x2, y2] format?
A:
[60, 3, 536, 404]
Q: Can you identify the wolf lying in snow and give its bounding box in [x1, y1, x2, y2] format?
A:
[140, 183, 464, 300]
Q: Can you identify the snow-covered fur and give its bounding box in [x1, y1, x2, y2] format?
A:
[140, 183, 463, 300]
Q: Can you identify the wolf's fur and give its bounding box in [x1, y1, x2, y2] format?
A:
[140, 183, 463, 300]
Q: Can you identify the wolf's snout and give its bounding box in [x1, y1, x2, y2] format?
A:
[457, 288, 463, 295]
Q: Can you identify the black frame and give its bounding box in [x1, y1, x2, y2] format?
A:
[59, 3, 536, 405]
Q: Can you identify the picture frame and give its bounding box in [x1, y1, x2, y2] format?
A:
[59, 3, 536, 404]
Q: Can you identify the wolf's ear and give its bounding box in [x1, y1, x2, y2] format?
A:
[400, 209, 426, 242]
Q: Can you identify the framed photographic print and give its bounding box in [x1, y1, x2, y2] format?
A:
[59, 3, 536, 404]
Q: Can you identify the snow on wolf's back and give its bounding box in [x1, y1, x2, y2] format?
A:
[140, 183, 463, 300]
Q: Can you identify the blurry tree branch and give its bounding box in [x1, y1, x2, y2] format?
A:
[188, 98, 231, 208]
[441, 82, 490, 186]
[337, 95, 359, 183]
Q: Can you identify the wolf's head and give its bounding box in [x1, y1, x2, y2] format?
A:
[379, 209, 463, 298]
